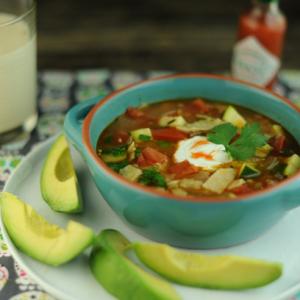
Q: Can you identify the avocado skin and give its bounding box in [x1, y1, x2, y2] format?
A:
[89, 230, 180, 300]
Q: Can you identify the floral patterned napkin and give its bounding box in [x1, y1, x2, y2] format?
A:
[0, 69, 300, 300]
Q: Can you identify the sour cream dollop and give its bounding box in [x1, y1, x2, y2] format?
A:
[174, 136, 232, 170]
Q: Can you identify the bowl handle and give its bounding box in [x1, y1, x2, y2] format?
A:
[64, 96, 104, 153]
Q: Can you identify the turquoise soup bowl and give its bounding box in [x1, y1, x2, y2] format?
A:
[64, 74, 300, 249]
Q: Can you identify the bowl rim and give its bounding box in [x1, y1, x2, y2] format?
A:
[82, 73, 300, 203]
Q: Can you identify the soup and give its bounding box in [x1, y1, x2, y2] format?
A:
[97, 99, 300, 199]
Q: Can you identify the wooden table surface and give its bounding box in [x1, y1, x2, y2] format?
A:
[37, 0, 300, 72]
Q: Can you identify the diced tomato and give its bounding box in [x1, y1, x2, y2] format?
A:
[168, 111, 179, 117]
[137, 147, 168, 167]
[269, 135, 286, 153]
[143, 147, 168, 163]
[113, 130, 129, 144]
[231, 184, 253, 195]
[136, 153, 148, 167]
[207, 107, 221, 118]
[183, 99, 221, 120]
[168, 161, 199, 179]
[192, 99, 210, 113]
[126, 107, 145, 119]
[152, 128, 188, 142]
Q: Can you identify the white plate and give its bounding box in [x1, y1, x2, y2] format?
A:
[1, 136, 300, 300]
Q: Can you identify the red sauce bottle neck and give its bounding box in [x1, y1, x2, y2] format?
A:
[248, 0, 281, 20]
[238, 0, 286, 57]
[232, 0, 287, 89]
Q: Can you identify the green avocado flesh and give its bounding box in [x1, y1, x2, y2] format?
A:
[40, 134, 82, 213]
[134, 243, 282, 290]
[0, 192, 94, 266]
[89, 230, 180, 300]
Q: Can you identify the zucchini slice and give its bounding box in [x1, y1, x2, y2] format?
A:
[256, 144, 273, 158]
[223, 106, 246, 128]
[131, 128, 153, 143]
[272, 124, 284, 137]
[239, 164, 261, 179]
[120, 165, 142, 182]
[159, 116, 186, 127]
[284, 154, 300, 177]
[101, 146, 127, 163]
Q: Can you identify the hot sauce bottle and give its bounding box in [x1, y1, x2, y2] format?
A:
[231, 0, 287, 89]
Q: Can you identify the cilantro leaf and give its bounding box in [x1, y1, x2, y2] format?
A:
[228, 123, 267, 160]
[107, 160, 129, 172]
[227, 144, 254, 161]
[207, 122, 267, 161]
[135, 148, 142, 157]
[138, 134, 151, 141]
[207, 123, 237, 148]
[138, 168, 167, 188]
[157, 141, 172, 148]
[240, 123, 267, 147]
[102, 145, 127, 157]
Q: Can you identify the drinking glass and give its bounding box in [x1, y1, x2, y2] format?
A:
[0, 0, 37, 143]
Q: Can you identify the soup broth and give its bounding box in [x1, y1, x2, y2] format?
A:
[97, 99, 300, 199]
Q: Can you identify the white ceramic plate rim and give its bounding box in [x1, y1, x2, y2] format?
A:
[0, 136, 76, 300]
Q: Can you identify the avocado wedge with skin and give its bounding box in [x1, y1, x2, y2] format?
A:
[134, 242, 282, 290]
[89, 229, 181, 300]
[40, 134, 82, 213]
[0, 192, 94, 266]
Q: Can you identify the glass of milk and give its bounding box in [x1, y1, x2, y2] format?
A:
[0, 0, 36, 143]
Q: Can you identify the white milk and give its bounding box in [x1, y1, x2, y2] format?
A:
[0, 13, 36, 133]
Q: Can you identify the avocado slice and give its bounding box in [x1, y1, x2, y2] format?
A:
[89, 229, 180, 300]
[134, 242, 282, 290]
[40, 134, 82, 213]
[0, 192, 94, 266]
[223, 105, 246, 128]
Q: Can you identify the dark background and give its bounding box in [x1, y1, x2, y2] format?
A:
[37, 0, 300, 72]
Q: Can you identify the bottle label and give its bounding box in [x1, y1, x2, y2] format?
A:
[231, 36, 280, 86]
